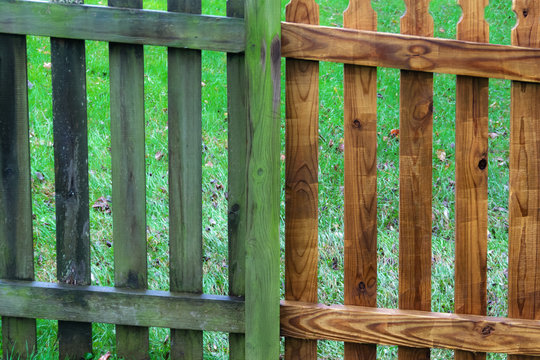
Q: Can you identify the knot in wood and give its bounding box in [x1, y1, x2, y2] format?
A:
[352, 119, 361, 129]
[358, 281, 366, 292]
[481, 325, 494, 336]
[478, 158, 487, 170]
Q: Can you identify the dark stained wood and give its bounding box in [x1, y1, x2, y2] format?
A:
[51, 4, 93, 354]
[285, 0, 319, 358]
[0, 33, 36, 360]
[0, 280, 245, 333]
[168, 0, 203, 358]
[343, 0, 378, 358]
[227, 0, 247, 357]
[281, 22, 540, 83]
[508, 1, 540, 360]
[108, 0, 148, 358]
[0, 1, 245, 53]
[244, 0, 282, 356]
[399, 1, 433, 359]
[280, 300, 540, 355]
[454, 1, 489, 360]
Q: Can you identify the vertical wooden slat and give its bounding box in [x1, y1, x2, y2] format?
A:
[508, 1, 540, 360]
[454, 1, 489, 360]
[167, 0, 203, 358]
[343, 0, 378, 358]
[284, 0, 319, 358]
[51, 2, 92, 356]
[109, 0, 148, 358]
[244, 0, 281, 356]
[398, 1, 433, 359]
[0, 33, 36, 360]
[227, 0, 247, 357]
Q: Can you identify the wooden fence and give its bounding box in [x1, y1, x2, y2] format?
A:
[281, 0, 540, 359]
[0, 0, 281, 359]
[1, 0, 540, 359]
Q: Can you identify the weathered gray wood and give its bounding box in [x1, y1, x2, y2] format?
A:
[0, 0, 245, 53]
[0, 280, 245, 333]
[227, 0, 247, 358]
[0, 33, 36, 359]
[167, 0, 203, 358]
[109, 0, 148, 357]
[51, 24, 92, 358]
[244, 0, 282, 357]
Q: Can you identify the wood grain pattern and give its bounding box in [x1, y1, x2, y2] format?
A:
[227, 0, 247, 357]
[244, 0, 282, 356]
[0, 33, 36, 360]
[399, 1, 433, 359]
[51, 5, 93, 354]
[0, 280, 245, 333]
[454, 1, 489, 360]
[0, 1, 245, 53]
[281, 22, 540, 83]
[280, 300, 540, 355]
[285, 0, 319, 358]
[109, 0, 148, 358]
[343, 0, 378, 358]
[509, 1, 540, 360]
[168, 0, 203, 358]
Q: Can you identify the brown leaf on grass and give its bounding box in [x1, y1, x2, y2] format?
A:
[436, 149, 446, 162]
[92, 196, 111, 214]
[155, 150, 164, 161]
[389, 128, 399, 138]
[43, 62, 51, 69]
[98, 352, 111, 360]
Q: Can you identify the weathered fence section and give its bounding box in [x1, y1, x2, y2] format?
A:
[0, 0, 280, 359]
[281, 0, 540, 358]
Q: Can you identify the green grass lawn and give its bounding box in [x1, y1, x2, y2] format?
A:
[1, 0, 516, 358]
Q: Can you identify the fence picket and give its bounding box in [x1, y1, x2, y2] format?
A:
[0, 33, 36, 359]
[227, 0, 247, 357]
[51, 3, 92, 356]
[167, 0, 204, 358]
[285, 0, 319, 358]
[342, 0, 378, 359]
[455, 1, 489, 360]
[509, 1, 540, 360]
[109, 0, 148, 358]
[398, 1, 433, 359]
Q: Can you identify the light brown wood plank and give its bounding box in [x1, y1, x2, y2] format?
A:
[280, 22, 540, 83]
[508, 1, 540, 360]
[284, 0, 319, 358]
[454, 1, 489, 360]
[399, 1, 433, 359]
[343, 0, 377, 358]
[280, 300, 540, 355]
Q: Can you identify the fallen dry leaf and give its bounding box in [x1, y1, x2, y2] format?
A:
[43, 62, 51, 69]
[155, 150, 164, 161]
[98, 352, 111, 360]
[436, 149, 446, 162]
[92, 196, 111, 214]
[389, 128, 399, 138]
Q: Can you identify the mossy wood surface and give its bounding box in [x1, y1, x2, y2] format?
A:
[0, 0, 245, 53]
[0, 33, 36, 360]
[0, 280, 245, 333]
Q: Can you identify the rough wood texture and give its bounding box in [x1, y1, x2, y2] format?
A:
[51, 13, 92, 356]
[0, 280, 245, 333]
[280, 22, 540, 83]
[280, 300, 540, 355]
[455, 1, 489, 360]
[244, 0, 282, 357]
[509, 1, 540, 360]
[227, 0, 247, 357]
[0, 33, 36, 360]
[0, 1, 245, 53]
[284, 0, 319, 359]
[399, 1, 433, 359]
[168, 0, 203, 358]
[343, 0, 378, 358]
[109, 0, 148, 358]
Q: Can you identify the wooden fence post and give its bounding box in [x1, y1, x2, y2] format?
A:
[0, 33, 36, 360]
[284, 0, 319, 358]
[509, 1, 540, 360]
[455, 1, 489, 360]
[399, 0, 433, 359]
[244, 0, 281, 357]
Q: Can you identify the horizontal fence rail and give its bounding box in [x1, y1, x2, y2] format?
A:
[0, 0, 245, 52]
[0, 280, 245, 333]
